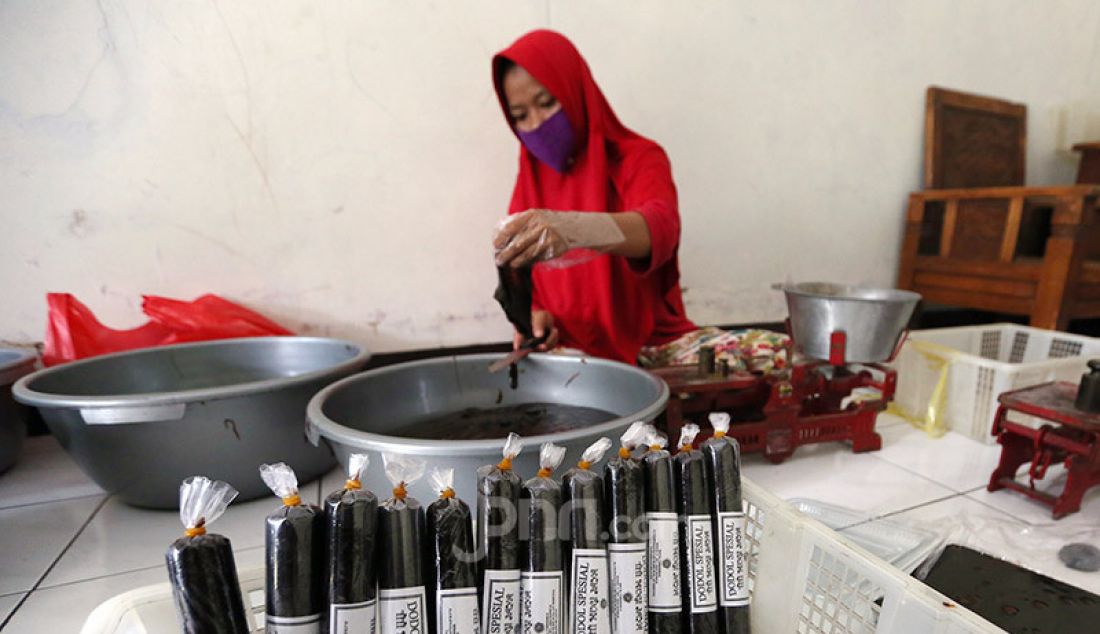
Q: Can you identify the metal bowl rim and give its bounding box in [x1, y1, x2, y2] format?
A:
[781, 282, 922, 304]
[12, 336, 370, 409]
[306, 353, 670, 457]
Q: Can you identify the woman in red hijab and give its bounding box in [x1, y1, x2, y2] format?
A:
[492, 30, 696, 364]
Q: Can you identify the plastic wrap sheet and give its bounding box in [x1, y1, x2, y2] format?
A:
[166, 533, 250, 634]
[702, 414, 750, 634]
[605, 450, 646, 634]
[907, 489, 1100, 598]
[521, 444, 566, 634]
[266, 505, 325, 631]
[495, 265, 536, 340]
[642, 438, 682, 634]
[166, 477, 249, 634]
[260, 463, 324, 632]
[427, 471, 479, 634]
[674, 431, 718, 634]
[323, 485, 379, 633]
[563, 439, 611, 634]
[477, 436, 523, 634]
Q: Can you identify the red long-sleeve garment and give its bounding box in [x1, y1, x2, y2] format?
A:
[494, 31, 696, 363]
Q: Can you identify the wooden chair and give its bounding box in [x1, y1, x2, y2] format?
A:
[1074, 142, 1100, 184]
[898, 87, 1100, 330]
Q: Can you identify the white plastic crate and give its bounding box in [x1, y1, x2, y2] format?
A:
[892, 324, 1100, 444]
[81, 479, 996, 634]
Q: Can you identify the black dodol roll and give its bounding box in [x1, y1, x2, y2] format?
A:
[266, 504, 326, 629]
[702, 422, 751, 634]
[324, 485, 380, 633]
[642, 443, 682, 634]
[166, 533, 250, 634]
[674, 437, 718, 634]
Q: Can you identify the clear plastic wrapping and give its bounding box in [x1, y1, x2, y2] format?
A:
[563, 438, 612, 634]
[605, 424, 650, 634]
[702, 413, 750, 633]
[378, 454, 428, 634]
[477, 434, 524, 634]
[641, 430, 682, 634]
[323, 454, 379, 634]
[523, 443, 567, 573]
[674, 427, 718, 633]
[165, 477, 249, 634]
[426, 467, 480, 634]
[261, 462, 324, 631]
[520, 443, 567, 634]
[495, 265, 537, 341]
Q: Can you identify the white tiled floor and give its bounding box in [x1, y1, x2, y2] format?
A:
[3, 415, 1100, 631]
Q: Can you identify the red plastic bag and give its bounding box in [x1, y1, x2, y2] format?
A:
[43, 293, 294, 366]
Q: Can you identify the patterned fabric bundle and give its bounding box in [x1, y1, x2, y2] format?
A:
[639, 327, 790, 374]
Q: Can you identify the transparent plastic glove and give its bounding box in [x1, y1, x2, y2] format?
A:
[493, 209, 626, 269]
[577, 437, 613, 470]
[678, 423, 701, 451]
[179, 476, 238, 532]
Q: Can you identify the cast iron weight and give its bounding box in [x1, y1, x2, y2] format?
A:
[1074, 359, 1100, 413]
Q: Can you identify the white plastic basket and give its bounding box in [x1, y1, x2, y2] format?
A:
[81, 479, 996, 634]
[892, 324, 1100, 444]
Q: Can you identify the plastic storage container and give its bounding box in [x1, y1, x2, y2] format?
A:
[788, 499, 943, 574]
[892, 324, 1100, 443]
[80, 479, 998, 634]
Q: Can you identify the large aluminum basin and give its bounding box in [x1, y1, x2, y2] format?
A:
[306, 353, 669, 503]
[14, 337, 370, 508]
[781, 282, 921, 363]
[1, 349, 37, 473]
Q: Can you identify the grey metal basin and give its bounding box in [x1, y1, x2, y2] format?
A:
[14, 337, 370, 508]
[306, 353, 669, 503]
[779, 282, 921, 363]
[0, 349, 37, 474]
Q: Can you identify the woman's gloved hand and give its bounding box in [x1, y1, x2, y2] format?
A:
[514, 310, 559, 352]
[493, 209, 625, 268]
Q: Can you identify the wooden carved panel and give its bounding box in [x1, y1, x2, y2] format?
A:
[950, 198, 1009, 260]
[925, 87, 1026, 189]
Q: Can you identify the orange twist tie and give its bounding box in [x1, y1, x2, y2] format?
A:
[345, 478, 362, 491]
[578, 460, 592, 470]
[282, 494, 301, 507]
[714, 430, 727, 439]
[498, 456, 514, 471]
[537, 467, 553, 478]
[393, 482, 408, 500]
[618, 447, 631, 459]
[649, 444, 662, 451]
[184, 525, 207, 538]
[441, 488, 456, 499]
[678, 444, 692, 454]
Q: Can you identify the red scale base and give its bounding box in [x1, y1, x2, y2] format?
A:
[650, 332, 897, 463]
[987, 381, 1100, 520]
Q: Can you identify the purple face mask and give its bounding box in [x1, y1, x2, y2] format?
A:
[517, 109, 576, 173]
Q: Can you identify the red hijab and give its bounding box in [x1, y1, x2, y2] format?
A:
[493, 30, 695, 362]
